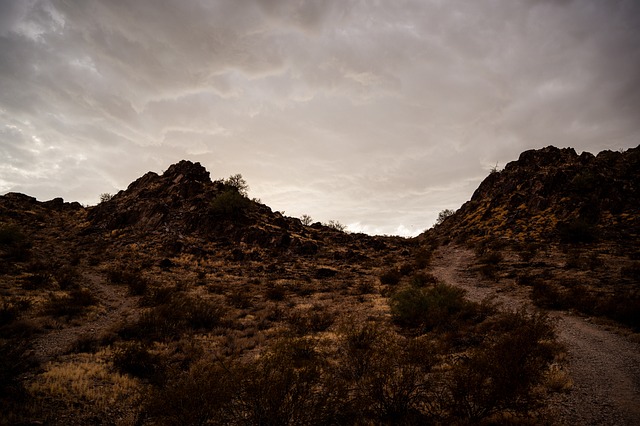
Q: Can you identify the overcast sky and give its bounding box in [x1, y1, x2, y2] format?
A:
[1, 0, 639, 236]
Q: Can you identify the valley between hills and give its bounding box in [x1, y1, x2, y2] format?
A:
[1, 145, 639, 425]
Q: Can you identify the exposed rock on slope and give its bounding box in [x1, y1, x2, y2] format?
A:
[430, 145, 640, 246]
[86, 160, 396, 258]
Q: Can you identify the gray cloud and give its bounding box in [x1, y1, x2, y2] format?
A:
[1, 0, 639, 235]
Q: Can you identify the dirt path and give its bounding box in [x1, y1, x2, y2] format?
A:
[31, 271, 138, 362]
[431, 245, 640, 426]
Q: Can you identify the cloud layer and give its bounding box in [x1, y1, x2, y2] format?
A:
[1, 0, 639, 235]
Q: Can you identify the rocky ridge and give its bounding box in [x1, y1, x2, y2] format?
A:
[430, 145, 640, 247]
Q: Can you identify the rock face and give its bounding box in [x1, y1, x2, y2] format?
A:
[88, 160, 218, 232]
[85, 160, 386, 256]
[430, 145, 640, 245]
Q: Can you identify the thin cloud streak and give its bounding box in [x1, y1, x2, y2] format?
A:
[1, 0, 639, 236]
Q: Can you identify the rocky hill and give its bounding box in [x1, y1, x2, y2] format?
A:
[1, 151, 638, 425]
[424, 145, 640, 331]
[430, 145, 640, 247]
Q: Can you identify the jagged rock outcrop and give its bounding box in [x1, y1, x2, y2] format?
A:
[85, 160, 391, 256]
[429, 145, 640, 245]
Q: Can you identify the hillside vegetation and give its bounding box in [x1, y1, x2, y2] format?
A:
[1, 146, 638, 425]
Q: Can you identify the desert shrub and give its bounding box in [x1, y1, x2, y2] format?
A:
[390, 283, 469, 331]
[0, 339, 35, 399]
[265, 283, 286, 301]
[148, 338, 336, 425]
[436, 209, 455, 226]
[410, 272, 438, 288]
[325, 220, 346, 232]
[600, 288, 640, 330]
[557, 218, 597, 243]
[0, 298, 30, 327]
[587, 252, 604, 270]
[517, 242, 540, 263]
[336, 324, 434, 424]
[53, 265, 79, 290]
[223, 173, 249, 196]
[288, 304, 334, 334]
[209, 190, 251, 219]
[43, 288, 97, 318]
[399, 263, 414, 276]
[476, 250, 503, 279]
[22, 272, 52, 290]
[516, 272, 537, 287]
[291, 282, 314, 297]
[337, 322, 383, 380]
[143, 359, 235, 425]
[477, 250, 503, 265]
[621, 261, 640, 281]
[106, 267, 148, 295]
[0, 224, 30, 260]
[531, 281, 566, 310]
[233, 337, 338, 425]
[228, 289, 252, 309]
[0, 224, 24, 246]
[140, 285, 180, 307]
[447, 309, 557, 422]
[414, 247, 433, 269]
[300, 214, 313, 226]
[113, 341, 166, 385]
[564, 249, 585, 269]
[315, 267, 338, 279]
[356, 280, 376, 294]
[68, 335, 103, 354]
[120, 294, 225, 342]
[380, 267, 402, 285]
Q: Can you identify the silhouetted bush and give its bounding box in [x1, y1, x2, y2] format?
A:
[209, 190, 251, 219]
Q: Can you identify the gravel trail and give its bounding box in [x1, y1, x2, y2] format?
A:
[432, 245, 640, 425]
[31, 272, 138, 362]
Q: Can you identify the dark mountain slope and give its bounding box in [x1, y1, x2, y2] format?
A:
[430, 145, 640, 248]
[424, 145, 640, 330]
[86, 160, 395, 260]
